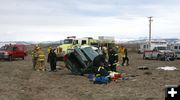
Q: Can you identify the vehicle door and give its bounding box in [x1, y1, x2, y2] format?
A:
[144, 50, 153, 59]
[17, 46, 25, 57]
[152, 47, 159, 58]
[12, 46, 19, 57]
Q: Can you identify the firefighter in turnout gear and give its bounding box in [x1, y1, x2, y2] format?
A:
[119, 45, 129, 66]
[118, 45, 125, 61]
[31, 45, 39, 70]
[108, 48, 118, 72]
[36, 47, 46, 71]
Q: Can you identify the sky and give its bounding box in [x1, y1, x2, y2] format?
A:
[0, 0, 180, 41]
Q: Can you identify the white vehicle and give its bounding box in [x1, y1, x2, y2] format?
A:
[143, 46, 176, 60]
[171, 42, 180, 58]
[138, 40, 167, 53]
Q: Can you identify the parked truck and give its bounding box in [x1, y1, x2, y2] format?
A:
[170, 42, 180, 58]
[56, 36, 78, 60]
[56, 36, 99, 60]
[143, 46, 176, 61]
[138, 40, 167, 53]
[0, 44, 28, 61]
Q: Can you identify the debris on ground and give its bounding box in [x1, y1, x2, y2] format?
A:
[119, 77, 128, 80]
[127, 74, 140, 77]
[138, 66, 149, 70]
[144, 71, 152, 75]
[156, 66, 177, 71]
[131, 79, 137, 81]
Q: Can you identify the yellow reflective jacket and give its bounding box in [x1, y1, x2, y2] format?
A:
[37, 50, 45, 61]
[118, 47, 125, 57]
[31, 50, 38, 59]
[47, 47, 52, 54]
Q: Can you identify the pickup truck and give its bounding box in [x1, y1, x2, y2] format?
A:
[143, 46, 176, 61]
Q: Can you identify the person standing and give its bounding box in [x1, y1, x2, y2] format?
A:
[31, 46, 38, 70]
[47, 49, 57, 72]
[36, 47, 46, 71]
[102, 45, 109, 62]
[121, 46, 129, 66]
[47, 46, 52, 54]
[108, 48, 118, 72]
[118, 45, 125, 63]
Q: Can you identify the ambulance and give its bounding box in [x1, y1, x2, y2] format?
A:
[142, 40, 176, 60]
[171, 42, 180, 58]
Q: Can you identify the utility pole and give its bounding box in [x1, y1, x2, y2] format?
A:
[148, 16, 153, 49]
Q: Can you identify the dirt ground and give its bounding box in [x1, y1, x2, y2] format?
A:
[0, 48, 180, 100]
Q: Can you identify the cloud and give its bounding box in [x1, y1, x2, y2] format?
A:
[0, 0, 180, 41]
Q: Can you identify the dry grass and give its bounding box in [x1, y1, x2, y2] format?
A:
[0, 44, 180, 100]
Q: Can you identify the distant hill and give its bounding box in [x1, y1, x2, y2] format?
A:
[127, 38, 180, 44]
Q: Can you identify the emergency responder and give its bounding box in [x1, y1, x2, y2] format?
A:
[119, 45, 129, 66]
[102, 45, 109, 62]
[36, 47, 46, 71]
[47, 46, 52, 54]
[118, 45, 124, 62]
[108, 48, 118, 72]
[31, 45, 38, 70]
[47, 49, 57, 72]
[93, 55, 110, 84]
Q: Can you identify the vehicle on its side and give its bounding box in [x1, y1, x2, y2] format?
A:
[0, 44, 28, 61]
[63, 46, 99, 75]
[143, 46, 176, 61]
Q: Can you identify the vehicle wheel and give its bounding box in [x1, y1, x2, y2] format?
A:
[65, 64, 71, 70]
[8, 56, 12, 61]
[138, 51, 140, 54]
[22, 57, 24, 60]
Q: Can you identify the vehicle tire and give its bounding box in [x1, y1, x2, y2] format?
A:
[65, 64, 71, 70]
[22, 57, 24, 60]
[157, 55, 161, 60]
[138, 51, 140, 54]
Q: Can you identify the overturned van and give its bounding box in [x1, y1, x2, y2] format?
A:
[63, 46, 100, 75]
